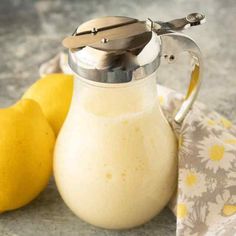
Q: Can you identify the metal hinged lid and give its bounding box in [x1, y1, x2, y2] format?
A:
[63, 13, 205, 83]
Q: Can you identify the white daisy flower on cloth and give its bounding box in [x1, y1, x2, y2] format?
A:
[197, 111, 222, 131]
[179, 168, 207, 198]
[197, 135, 235, 173]
[178, 126, 194, 156]
[207, 190, 236, 222]
[198, 111, 234, 132]
[176, 194, 194, 226]
[219, 116, 234, 129]
[180, 201, 208, 236]
[206, 190, 236, 235]
[220, 132, 236, 147]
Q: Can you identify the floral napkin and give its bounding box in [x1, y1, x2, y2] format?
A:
[40, 53, 236, 236]
[159, 86, 236, 236]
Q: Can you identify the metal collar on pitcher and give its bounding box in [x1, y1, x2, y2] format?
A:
[68, 51, 160, 83]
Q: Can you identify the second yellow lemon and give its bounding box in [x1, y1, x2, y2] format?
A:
[22, 74, 73, 135]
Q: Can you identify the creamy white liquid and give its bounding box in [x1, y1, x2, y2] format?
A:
[54, 77, 177, 229]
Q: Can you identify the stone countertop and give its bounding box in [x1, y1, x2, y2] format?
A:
[0, 0, 235, 235]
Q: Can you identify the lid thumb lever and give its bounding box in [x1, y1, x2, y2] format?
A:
[147, 13, 206, 34]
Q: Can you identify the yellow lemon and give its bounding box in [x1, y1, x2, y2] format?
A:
[22, 74, 73, 135]
[0, 99, 55, 212]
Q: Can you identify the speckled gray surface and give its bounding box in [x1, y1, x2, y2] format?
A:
[0, 0, 235, 235]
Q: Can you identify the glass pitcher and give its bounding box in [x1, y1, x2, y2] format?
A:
[54, 13, 205, 229]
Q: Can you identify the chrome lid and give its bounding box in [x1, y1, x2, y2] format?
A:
[63, 13, 205, 83]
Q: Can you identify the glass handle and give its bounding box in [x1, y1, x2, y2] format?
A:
[160, 33, 203, 123]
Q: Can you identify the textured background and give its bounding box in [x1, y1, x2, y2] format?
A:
[0, 0, 235, 235]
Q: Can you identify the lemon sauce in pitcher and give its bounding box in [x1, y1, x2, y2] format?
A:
[54, 73, 177, 229]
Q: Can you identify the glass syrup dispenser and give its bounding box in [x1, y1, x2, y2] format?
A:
[54, 13, 205, 229]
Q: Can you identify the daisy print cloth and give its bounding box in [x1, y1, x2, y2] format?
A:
[41, 53, 236, 236]
[158, 86, 236, 236]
